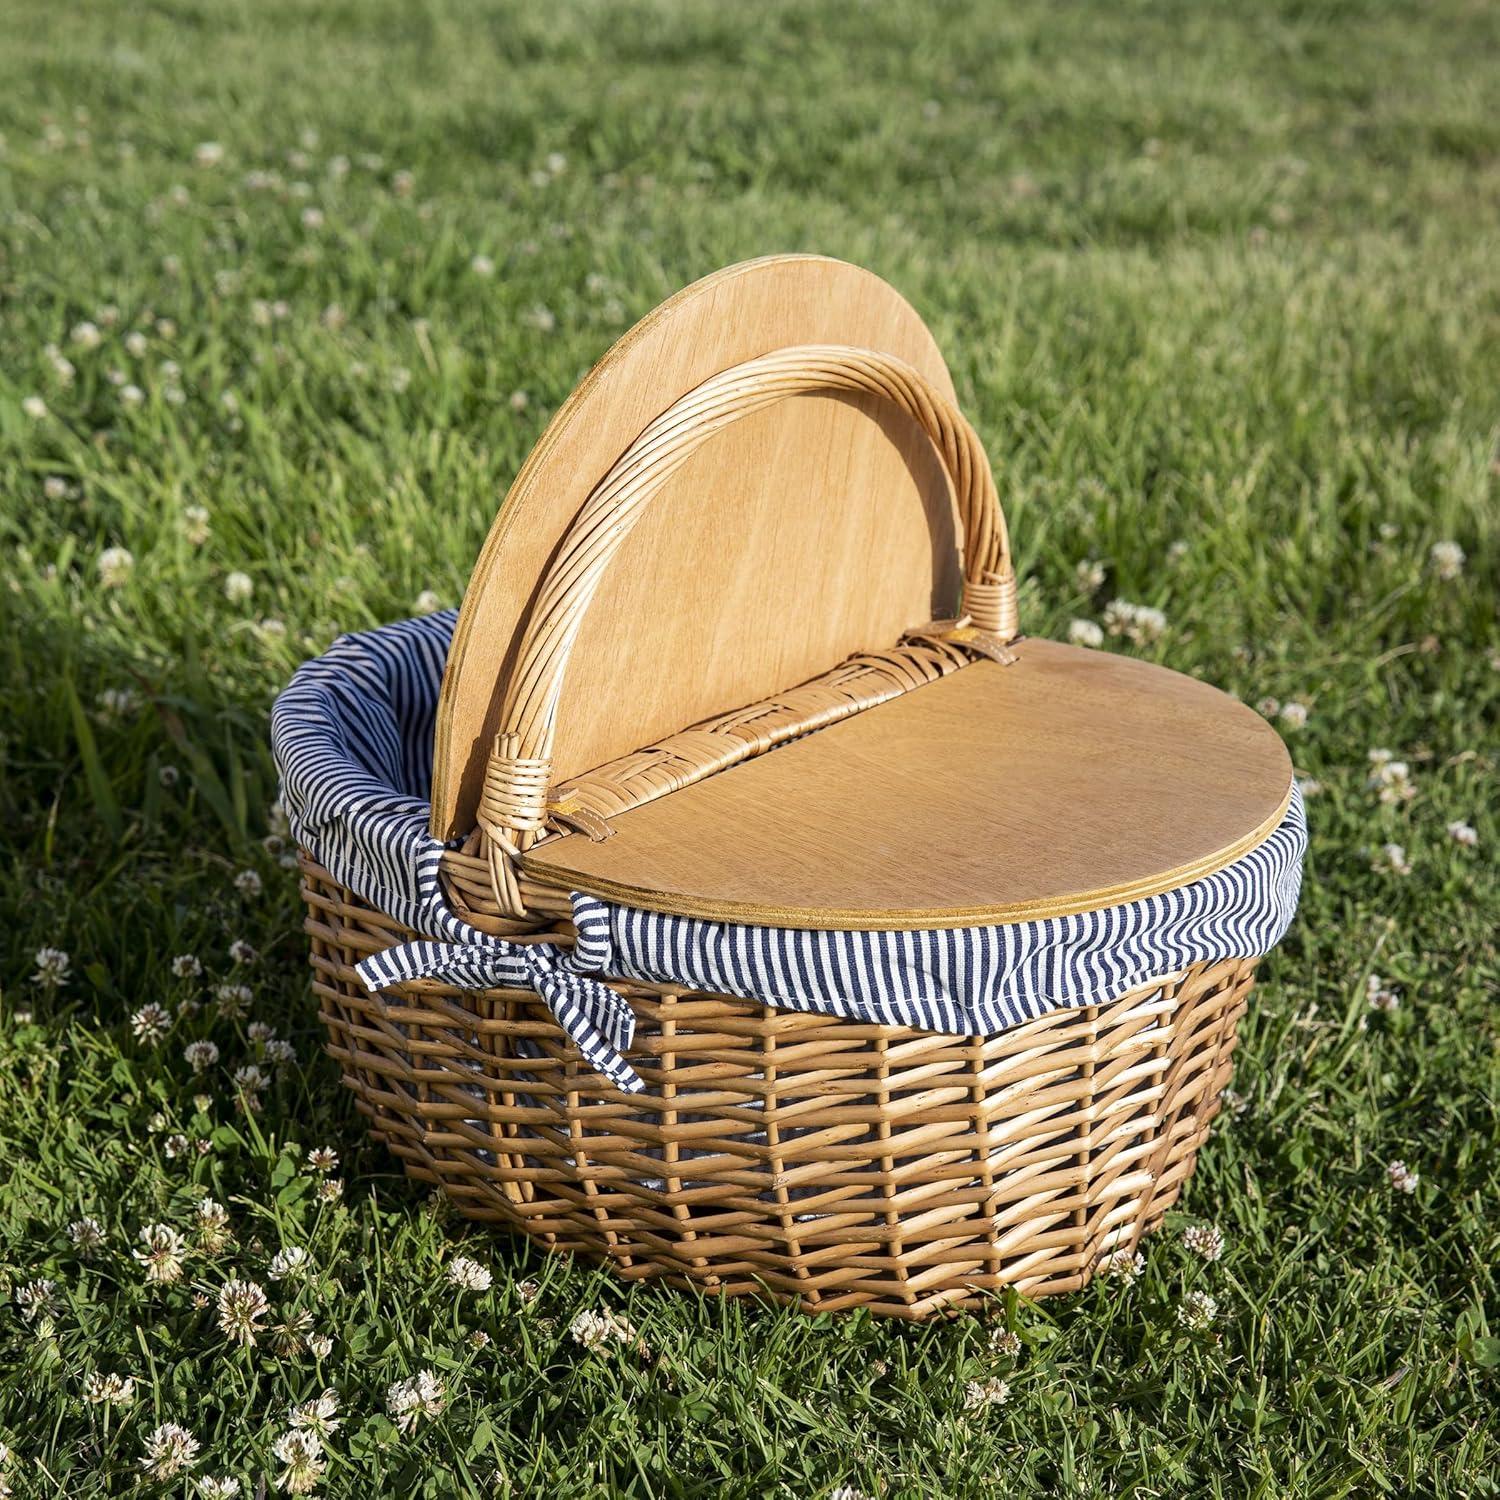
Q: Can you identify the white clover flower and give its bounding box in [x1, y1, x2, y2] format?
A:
[70, 320, 102, 349]
[1278, 701, 1309, 730]
[197, 1478, 241, 1498]
[316, 1178, 343, 1204]
[160, 764, 181, 788]
[389, 168, 415, 195]
[216, 1278, 270, 1345]
[124, 329, 149, 358]
[234, 1066, 270, 1102]
[828, 1489, 873, 1500]
[1130, 605, 1166, 642]
[43, 475, 70, 500]
[446, 1256, 492, 1293]
[988, 1327, 1022, 1359]
[119, 383, 145, 407]
[84, 1370, 136, 1405]
[1372, 842, 1412, 877]
[963, 1376, 1010, 1409]
[224, 571, 254, 604]
[1097, 1247, 1145, 1284]
[173, 503, 210, 546]
[508, 389, 529, 412]
[271, 1429, 325, 1494]
[1387, 1160, 1419, 1194]
[301, 206, 325, 230]
[389, 366, 412, 394]
[134, 1223, 188, 1284]
[1367, 755, 1416, 805]
[1429, 540, 1465, 581]
[470, 254, 495, 276]
[272, 1308, 314, 1357]
[1176, 1290, 1218, 1331]
[172, 953, 204, 979]
[131, 1004, 172, 1043]
[387, 1369, 446, 1432]
[193, 141, 225, 168]
[97, 546, 135, 588]
[184, 1039, 220, 1073]
[33, 947, 71, 987]
[516, 1277, 541, 1305]
[229, 939, 258, 965]
[1366, 974, 1400, 1013]
[1446, 820, 1478, 848]
[288, 1389, 340, 1436]
[268, 1246, 311, 1280]
[1166, 539, 1189, 563]
[1102, 599, 1166, 644]
[524, 304, 556, 333]
[248, 1021, 276, 1045]
[265, 1039, 296, 1066]
[140, 1423, 200, 1480]
[308, 1332, 335, 1359]
[16, 1279, 57, 1324]
[414, 589, 443, 614]
[22, 392, 50, 419]
[234, 869, 263, 898]
[1181, 1223, 1225, 1262]
[215, 982, 253, 1018]
[1295, 776, 1323, 798]
[164, 1133, 190, 1159]
[96, 685, 143, 718]
[191, 1198, 231, 1254]
[568, 1306, 642, 1353]
[305, 1146, 339, 1174]
[68, 1217, 106, 1255]
[1066, 618, 1103, 649]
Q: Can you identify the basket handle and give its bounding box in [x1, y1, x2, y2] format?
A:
[479, 343, 1019, 914]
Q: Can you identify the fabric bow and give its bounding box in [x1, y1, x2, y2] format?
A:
[353, 893, 645, 1094]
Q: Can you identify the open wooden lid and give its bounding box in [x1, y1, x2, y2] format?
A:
[431, 255, 968, 841]
[520, 638, 1293, 930]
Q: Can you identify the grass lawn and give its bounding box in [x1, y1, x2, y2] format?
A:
[1, 0, 1497, 1493]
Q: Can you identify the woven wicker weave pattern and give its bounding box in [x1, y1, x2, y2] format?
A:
[303, 858, 1254, 1317]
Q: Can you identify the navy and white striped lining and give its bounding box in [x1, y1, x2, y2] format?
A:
[272, 612, 1305, 1094]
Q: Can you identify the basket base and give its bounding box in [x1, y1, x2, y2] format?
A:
[303, 858, 1254, 1319]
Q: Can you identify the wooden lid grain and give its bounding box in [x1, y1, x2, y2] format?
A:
[520, 638, 1292, 930]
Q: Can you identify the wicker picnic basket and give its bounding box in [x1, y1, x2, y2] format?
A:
[288, 256, 1301, 1318]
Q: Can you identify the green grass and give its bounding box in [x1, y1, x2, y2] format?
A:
[1, 0, 1497, 1493]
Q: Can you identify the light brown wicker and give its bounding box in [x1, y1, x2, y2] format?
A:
[296, 258, 1280, 1317]
[304, 859, 1255, 1318]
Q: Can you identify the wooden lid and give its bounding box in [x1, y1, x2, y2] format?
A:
[430, 255, 966, 840]
[520, 638, 1293, 930]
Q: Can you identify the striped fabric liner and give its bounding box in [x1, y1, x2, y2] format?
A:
[273, 612, 1305, 1094]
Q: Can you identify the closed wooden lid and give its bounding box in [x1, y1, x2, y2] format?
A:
[520, 638, 1293, 930]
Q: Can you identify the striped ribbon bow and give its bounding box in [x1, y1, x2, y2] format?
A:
[354, 894, 645, 1094]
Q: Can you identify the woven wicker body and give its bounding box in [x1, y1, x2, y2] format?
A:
[304, 859, 1254, 1318]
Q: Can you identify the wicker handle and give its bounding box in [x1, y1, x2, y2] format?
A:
[480, 343, 1018, 914]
